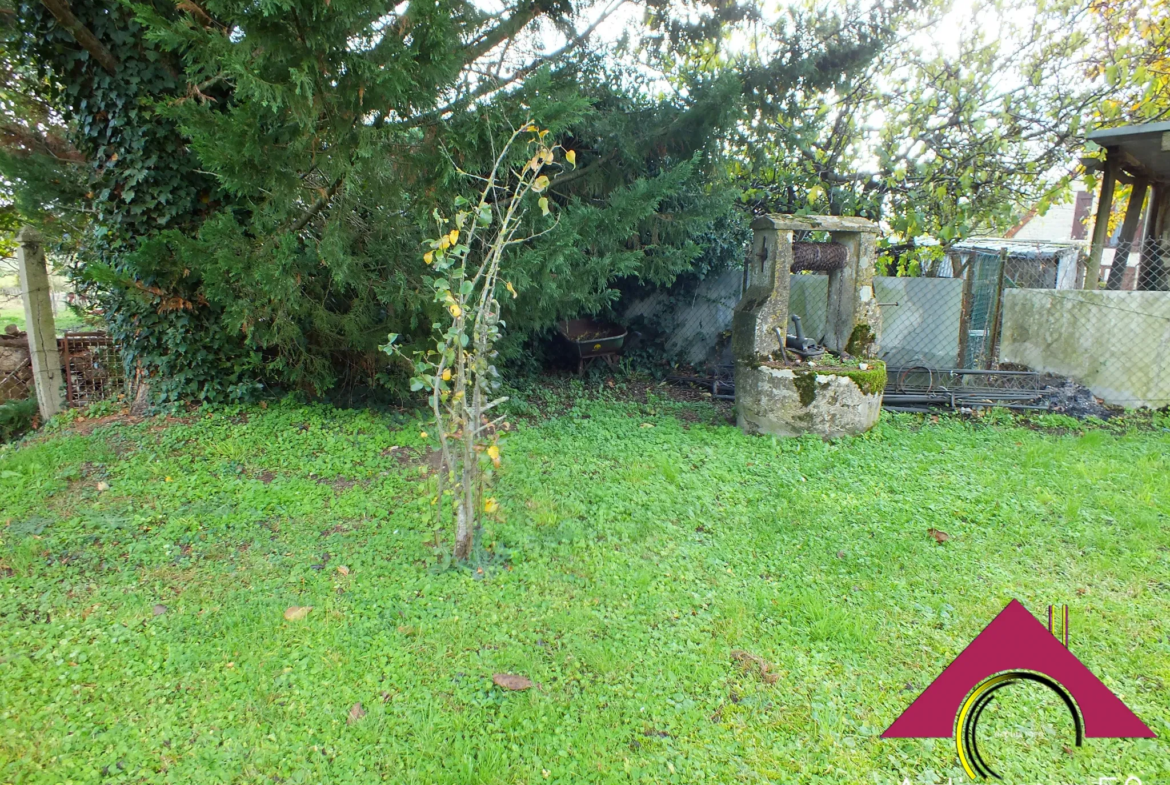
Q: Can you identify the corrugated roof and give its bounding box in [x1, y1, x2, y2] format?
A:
[1086, 121, 1170, 182]
[950, 237, 1083, 259]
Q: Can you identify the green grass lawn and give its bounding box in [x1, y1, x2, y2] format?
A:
[0, 301, 88, 334]
[1, 391, 1168, 784]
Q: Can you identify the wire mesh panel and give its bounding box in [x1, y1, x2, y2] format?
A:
[0, 344, 33, 402]
[959, 252, 1005, 370]
[879, 239, 1170, 412]
[61, 331, 128, 407]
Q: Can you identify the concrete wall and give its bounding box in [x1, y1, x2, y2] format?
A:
[788, 274, 829, 342]
[623, 266, 743, 367]
[1000, 289, 1170, 407]
[790, 275, 964, 367]
[873, 276, 964, 368]
[627, 271, 967, 369]
[1014, 199, 1079, 242]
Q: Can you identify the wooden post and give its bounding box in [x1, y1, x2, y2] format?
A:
[1084, 152, 1118, 290]
[984, 250, 1008, 370]
[1137, 185, 1169, 291]
[1105, 178, 1148, 290]
[16, 227, 65, 418]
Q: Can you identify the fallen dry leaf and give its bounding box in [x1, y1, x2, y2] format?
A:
[283, 605, 313, 621]
[96, 481, 110, 492]
[493, 673, 534, 691]
[336, 565, 350, 576]
[347, 702, 366, 724]
[927, 528, 950, 544]
[152, 604, 168, 616]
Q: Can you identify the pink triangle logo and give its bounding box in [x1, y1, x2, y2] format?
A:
[882, 600, 1154, 779]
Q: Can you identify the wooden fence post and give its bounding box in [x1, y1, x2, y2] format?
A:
[16, 227, 65, 419]
[1084, 153, 1118, 290]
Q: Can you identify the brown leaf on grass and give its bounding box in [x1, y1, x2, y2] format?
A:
[152, 604, 168, 616]
[337, 565, 350, 576]
[927, 528, 950, 544]
[283, 605, 313, 621]
[347, 702, 366, 724]
[492, 673, 534, 691]
[731, 650, 780, 684]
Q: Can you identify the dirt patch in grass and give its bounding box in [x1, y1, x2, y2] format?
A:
[316, 476, 361, 492]
[382, 445, 443, 472]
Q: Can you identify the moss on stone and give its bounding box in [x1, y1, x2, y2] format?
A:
[761, 360, 887, 405]
[830, 361, 887, 396]
[792, 370, 819, 406]
[844, 323, 874, 356]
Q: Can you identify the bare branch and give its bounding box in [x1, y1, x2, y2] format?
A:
[39, 0, 120, 74]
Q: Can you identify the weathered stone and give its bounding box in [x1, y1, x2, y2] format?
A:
[732, 214, 886, 437]
[751, 215, 880, 234]
[732, 225, 791, 362]
[735, 363, 883, 438]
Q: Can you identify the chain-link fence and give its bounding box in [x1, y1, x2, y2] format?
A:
[788, 238, 1170, 414]
[638, 233, 1170, 415]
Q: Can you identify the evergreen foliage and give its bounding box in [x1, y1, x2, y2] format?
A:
[3, 0, 769, 399]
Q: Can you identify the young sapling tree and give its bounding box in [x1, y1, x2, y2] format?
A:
[385, 123, 570, 561]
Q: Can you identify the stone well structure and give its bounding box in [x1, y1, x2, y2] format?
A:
[733, 214, 886, 438]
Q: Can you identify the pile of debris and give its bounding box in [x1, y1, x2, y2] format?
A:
[668, 365, 1119, 419]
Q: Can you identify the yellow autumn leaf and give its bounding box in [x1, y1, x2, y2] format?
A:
[532, 175, 550, 193]
[539, 197, 550, 216]
[449, 304, 462, 318]
[565, 149, 576, 166]
[439, 236, 451, 250]
[420, 431, 428, 439]
[449, 229, 459, 244]
[505, 281, 517, 299]
[441, 369, 452, 381]
[487, 444, 500, 467]
[423, 251, 434, 264]
[484, 497, 499, 513]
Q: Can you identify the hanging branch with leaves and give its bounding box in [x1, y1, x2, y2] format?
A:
[384, 122, 571, 562]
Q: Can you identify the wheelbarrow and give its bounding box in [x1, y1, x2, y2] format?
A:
[559, 318, 628, 374]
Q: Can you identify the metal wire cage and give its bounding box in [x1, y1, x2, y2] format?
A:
[61, 331, 129, 408]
